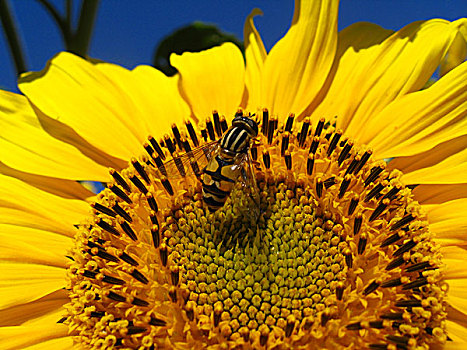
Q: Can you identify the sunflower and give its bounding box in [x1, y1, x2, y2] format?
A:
[1, 0, 466, 349]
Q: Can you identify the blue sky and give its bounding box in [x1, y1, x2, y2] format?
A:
[1, 1, 466, 92]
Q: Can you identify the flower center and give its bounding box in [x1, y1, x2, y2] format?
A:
[66, 110, 447, 349]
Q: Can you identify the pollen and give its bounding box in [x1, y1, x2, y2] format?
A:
[65, 110, 447, 349]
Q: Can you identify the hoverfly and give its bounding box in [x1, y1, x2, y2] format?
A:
[153, 114, 260, 218]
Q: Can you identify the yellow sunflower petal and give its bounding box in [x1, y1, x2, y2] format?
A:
[0, 324, 69, 350]
[0, 174, 88, 235]
[171, 43, 245, 121]
[0, 90, 109, 181]
[413, 184, 467, 205]
[22, 337, 73, 350]
[18, 52, 145, 160]
[425, 199, 467, 240]
[440, 19, 467, 76]
[0, 290, 67, 327]
[243, 8, 267, 111]
[336, 19, 466, 137]
[262, 0, 338, 119]
[447, 320, 467, 343]
[131, 65, 191, 135]
[363, 61, 466, 159]
[0, 263, 65, 310]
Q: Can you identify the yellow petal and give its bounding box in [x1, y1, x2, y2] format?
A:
[0, 290, 67, 326]
[22, 337, 73, 350]
[0, 90, 109, 181]
[440, 19, 467, 76]
[243, 8, 267, 111]
[310, 22, 393, 126]
[262, 0, 338, 120]
[447, 320, 467, 343]
[18, 52, 145, 160]
[447, 279, 467, 310]
[425, 199, 467, 239]
[131, 65, 191, 137]
[337, 19, 466, 138]
[0, 324, 69, 350]
[171, 43, 245, 121]
[413, 184, 467, 205]
[364, 61, 467, 159]
[0, 174, 88, 235]
[0, 263, 65, 310]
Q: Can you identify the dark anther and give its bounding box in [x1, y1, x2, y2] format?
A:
[306, 155, 314, 176]
[143, 143, 155, 163]
[321, 311, 330, 326]
[146, 193, 158, 212]
[120, 221, 137, 241]
[161, 177, 174, 196]
[354, 214, 362, 235]
[82, 270, 98, 278]
[109, 169, 131, 192]
[206, 118, 216, 141]
[182, 137, 191, 154]
[171, 124, 183, 150]
[160, 244, 168, 266]
[348, 196, 358, 215]
[267, 117, 276, 144]
[324, 130, 332, 140]
[250, 146, 258, 162]
[262, 151, 271, 169]
[381, 312, 403, 320]
[364, 165, 384, 186]
[102, 275, 125, 285]
[96, 249, 120, 263]
[365, 183, 384, 202]
[346, 322, 362, 330]
[309, 136, 320, 154]
[363, 280, 380, 295]
[90, 311, 105, 318]
[151, 226, 160, 248]
[369, 344, 389, 350]
[390, 214, 415, 231]
[285, 113, 294, 132]
[358, 234, 367, 255]
[354, 150, 372, 174]
[112, 203, 132, 223]
[386, 256, 406, 271]
[132, 297, 149, 307]
[316, 178, 323, 198]
[323, 176, 336, 189]
[382, 186, 401, 201]
[185, 120, 199, 147]
[405, 261, 432, 273]
[338, 140, 353, 165]
[66, 255, 74, 261]
[396, 299, 422, 307]
[212, 111, 222, 137]
[298, 118, 310, 147]
[150, 316, 167, 326]
[260, 333, 268, 346]
[285, 319, 295, 337]
[131, 269, 149, 284]
[327, 130, 342, 156]
[261, 108, 269, 135]
[402, 277, 428, 290]
[56, 316, 67, 323]
[86, 240, 102, 249]
[148, 136, 166, 160]
[127, 326, 147, 335]
[381, 232, 402, 247]
[91, 203, 116, 218]
[119, 252, 138, 266]
[345, 251, 353, 268]
[393, 239, 417, 257]
[129, 175, 148, 194]
[338, 175, 351, 198]
[96, 218, 120, 236]
[386, 335, 410, 345]
[169, 287, 177, 302]
[201, 128, 208, 142]
[152, 156, 166, 177]
[381, 278, 402, 288]
[369, 201, 388, 222]
[171, 269, 180, 286]
[369, 321, 384, 329]
[314, 118, 325, 136]
[281, 132, 290, 156]
[173, 155, 186, 177]
[164, 134, 176, 154]
[284, 151, 292, 170]
[107, 291, 126, 302]
[214, 309, 222, 327]
[220, 115, 228, 133]
[150, 212, 159, 226]
[109, 184, 132, 204]
[186, 308, 194, 321]
[336, 283, 344, 300]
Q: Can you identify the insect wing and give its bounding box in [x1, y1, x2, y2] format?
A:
[153, 141, 219, 179]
